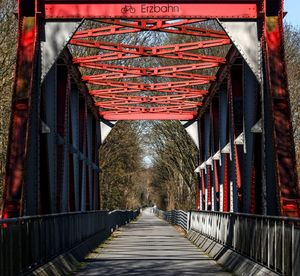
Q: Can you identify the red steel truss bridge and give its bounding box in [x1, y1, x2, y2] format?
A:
[1, 1, 300, 275]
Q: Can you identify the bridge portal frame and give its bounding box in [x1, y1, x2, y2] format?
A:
[1, 0, 299, 218]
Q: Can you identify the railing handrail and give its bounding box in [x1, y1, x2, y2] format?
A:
[109, 209, 138, 215]
[156, 208, 300, 275]
[189, 209, 300, 223]
[189, 210, 300, 275]
[0, 209, 140, 275]
[0, 210, 108, 224]
[0, 209, 139, 225]
[154, 208, 189, 231]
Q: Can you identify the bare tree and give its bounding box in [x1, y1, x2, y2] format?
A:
[0, 0, 17, 203]
[284, 23, 300, 179]
[99, 121, 146, 210]
[141, 121, 198, 210]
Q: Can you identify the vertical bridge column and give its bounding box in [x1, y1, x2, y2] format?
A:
[204, 112, 211, 210]
[262, 0, 300, 216]
[2, 3, 40, 217]
[242, 62, 260, 213]
[70, 85, 80, 211]
[56, 63, 70, 212]
[87, 112, 94, 210]
[219, 88, 229, 212]
[42, 65, 57, 213]
[210, 105, 217, 211]
[79, 100, 87, 211]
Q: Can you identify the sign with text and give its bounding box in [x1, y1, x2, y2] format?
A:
[45, 3, 258, 19]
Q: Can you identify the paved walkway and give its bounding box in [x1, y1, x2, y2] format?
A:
[75, 209, 230, 275]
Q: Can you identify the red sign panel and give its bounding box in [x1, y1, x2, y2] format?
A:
[44, 3, 258, 19]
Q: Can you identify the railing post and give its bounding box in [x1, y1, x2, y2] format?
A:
[274, 220, 277, 272]
[282, 220, 285, 275]
[267, 219, 270, 268]
[186, 211, 190, 231]
[292, 222, 295, 276]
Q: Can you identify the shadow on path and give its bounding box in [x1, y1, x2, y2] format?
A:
[75, 209, 230, 276]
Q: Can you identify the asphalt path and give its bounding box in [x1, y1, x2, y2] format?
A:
[75, 208, 230, 275]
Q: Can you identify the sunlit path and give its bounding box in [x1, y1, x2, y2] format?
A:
[75, 209, 229, 275]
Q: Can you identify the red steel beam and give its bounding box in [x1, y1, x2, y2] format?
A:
[79, 62, 224, 74]
[98, 104, 200, 112]
[61, 1, 248, 126]
[43, 2, 260, 19]
[43, 0, 260, 2]
[79, 62, 221, 81]
[84, 71, 212, 81]
[1, 12, 39, 218]
[99, 106, 198, 112]
[84, 73, 215, 81]
[70, 38, 231, 54]
[97, 103, 201, 109]
[196, 182, 200, 210]
[97, 101, 202, 108]
[75, 55, 225, 65]
[89, 87, 208, 95]
[86, 79, 211, 89]
[93, 93, 203, 113]
[75, 51, 225, 62]
[100, 112, 198, 120]
[263, 2, 300, 217]
[73, 20, 228, 39]
[92, 94, 204, 101]
[96, 19, 206, 30]
[223, 155, 230, 212]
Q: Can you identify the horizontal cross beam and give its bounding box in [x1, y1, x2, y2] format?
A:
[92, 94, 203, 101]
[97, 19, 206, 29]
[89, 87, 208, 95]
[86, 79, 211, 89]
[43, 2, 261, 19]
[99, 112, 198, 120]
[74, 51, 225, 62]
[70, 38, 231, 55]
[97, 102, 202, 109]
[84, 72, 214, 80]
[79, 62, 221, 81]
[98, 104, 199, 112]
[73, 19, 228, 39]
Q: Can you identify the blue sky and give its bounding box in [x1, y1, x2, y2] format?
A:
[285, 0, 300, 26]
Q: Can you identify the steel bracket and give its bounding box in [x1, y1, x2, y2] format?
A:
[100, 120, 116, 143]
[219, 20, 262, 82]
[41, 20, 83, 82]
[181, 120, 199, 149]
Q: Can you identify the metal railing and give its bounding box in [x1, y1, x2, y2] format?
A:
[190, 211, 300, 276]
[0, 209, 139, 276]
[154, 209, 190, 231]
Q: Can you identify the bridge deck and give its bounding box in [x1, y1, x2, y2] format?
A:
[75, 209, 230, 275]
